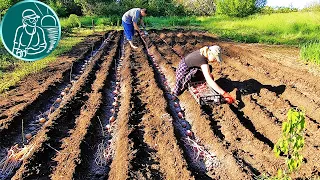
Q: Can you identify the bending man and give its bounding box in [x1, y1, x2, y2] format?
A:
[122, 8, 147, 49]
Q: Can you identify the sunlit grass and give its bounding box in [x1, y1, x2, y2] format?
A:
[145, 16, 201, 29]
[198, 12, 320, 45]
[300, 41, 320, 64]
[60, 16, 122, 30]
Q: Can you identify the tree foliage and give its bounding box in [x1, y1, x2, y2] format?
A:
[261, 6, 298, 14]
[0, 0, 19, 15]
[0, 0, 189, 17]
[148, 0, 185, 16]
[217, 0, 266, 17]
[303, 1, 320, 12]
[180, 0, 216, 16]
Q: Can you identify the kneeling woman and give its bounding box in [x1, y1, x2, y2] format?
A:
[173, 46, 235, 104]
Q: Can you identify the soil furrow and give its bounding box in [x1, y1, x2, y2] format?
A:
[241, 95, 320, 178]
[72, 32, 122, 180]
[108, 44, 133, 180]
[219, 44, 320, 123]
[221, 42, 320, 102]
[145, 34, 250, 179]
[135, 37, 194, 180]
[207, 104, 282, 176]
[214, 63, 320, 145]
[51, 32, 121, 180]
[127, 46, 163, 179]
[142, 34, 224, 179]
[214, 71, 320, 179]
[11, 32, 117, 180]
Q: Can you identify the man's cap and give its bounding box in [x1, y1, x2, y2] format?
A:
[209, 45, 223, 63]
[22, 9, 40, 19]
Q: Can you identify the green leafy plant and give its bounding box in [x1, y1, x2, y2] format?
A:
[271, 108, 306, 179]
[274, 108, 305, 171]
[257, 108, 306, 180]
[68, 14, 81, 28]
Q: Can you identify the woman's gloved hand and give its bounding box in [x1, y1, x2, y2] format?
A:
[222, 91, 235, 104]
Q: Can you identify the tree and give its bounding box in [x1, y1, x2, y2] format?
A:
[0, 0, 12, 12]
[74, 0, 120, 16]
[148, 0, 185, 16]
[0, 0, 19, 20]
[217, 0, 266, 17]
[303, 1, 320, 12]
[180, 0, 216, 15]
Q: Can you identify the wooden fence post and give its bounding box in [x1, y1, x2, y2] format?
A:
[92, 19, 95, 32]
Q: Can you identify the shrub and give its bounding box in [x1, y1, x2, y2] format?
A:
[94, 2, 123, 17]
[217, 0, 266, 17]
[96, 18, 112, 26]
[273, 108, 305, 179]
[182, 0, 216, 16]
[60, 14, 81, 32]
[68, 14, 81, 28]
[258, 108, 306, 180]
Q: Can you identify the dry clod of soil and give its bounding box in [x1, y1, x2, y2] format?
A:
[177, 32, 184, 38]
[160, 33, 166, 39]
[173, 44, 185, 57]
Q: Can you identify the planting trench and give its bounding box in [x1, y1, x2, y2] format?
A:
[69, 32, 123, 180]
[51, 32, 122, 180]
[126, 38, 195, 180]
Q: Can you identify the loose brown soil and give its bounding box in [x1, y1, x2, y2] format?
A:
[0, 30, 319, 180]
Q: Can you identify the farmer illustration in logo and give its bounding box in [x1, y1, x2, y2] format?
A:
[0, 1, 61, 61]
[12, 9, 47, 58]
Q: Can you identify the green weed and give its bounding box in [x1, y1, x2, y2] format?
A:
[300, 41, 320, 65]
[258, 108, 306, 180]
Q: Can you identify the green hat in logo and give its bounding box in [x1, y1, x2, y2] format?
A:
[0, 0, 61, 61]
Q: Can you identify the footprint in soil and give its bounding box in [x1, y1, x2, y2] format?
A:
[216, 78, 286, 109]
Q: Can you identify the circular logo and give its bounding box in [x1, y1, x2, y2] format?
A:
[0, 0, 61, 61]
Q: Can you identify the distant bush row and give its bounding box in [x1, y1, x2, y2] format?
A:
[1, 0, 320, 20]
[217, 0, 267, 17]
